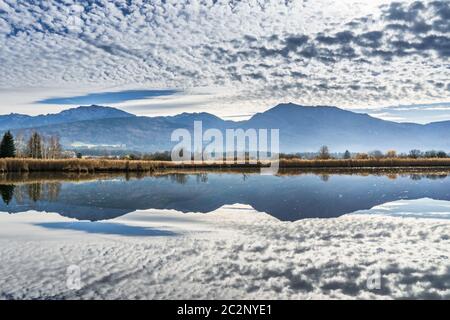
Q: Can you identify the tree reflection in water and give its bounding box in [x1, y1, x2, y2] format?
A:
[0, 182, 61, 204]
[1, 170, 450, 221]
[0, 185, 15, 205]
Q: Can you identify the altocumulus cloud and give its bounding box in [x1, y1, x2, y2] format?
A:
[0, 0, 448, 116]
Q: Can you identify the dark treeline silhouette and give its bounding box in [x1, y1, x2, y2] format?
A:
[280, 146, 449, 160]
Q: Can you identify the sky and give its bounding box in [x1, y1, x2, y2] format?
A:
[0, 0, 449, 122]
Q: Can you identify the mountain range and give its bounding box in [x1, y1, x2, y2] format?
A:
[1, 103, 450, 153]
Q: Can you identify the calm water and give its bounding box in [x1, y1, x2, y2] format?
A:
[1, 171, 450, 221]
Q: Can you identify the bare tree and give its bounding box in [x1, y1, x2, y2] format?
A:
[27, 132, 43, 159]
[14, 132, 28, 158]
[317, 145, 331, 160]
[355, 153, 369, 159]
[41, 135, 49, 159]
[369, 150, 384, 159]
[48, 135, 62, 159]
[386, 150, 397, 158]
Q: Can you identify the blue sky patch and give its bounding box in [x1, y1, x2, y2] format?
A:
[36, 89, 179, 105]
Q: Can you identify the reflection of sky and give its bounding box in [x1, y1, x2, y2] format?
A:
[3, 173, 450, 222]
[353, 198, 450, 219]
[34, 221, 177, 237]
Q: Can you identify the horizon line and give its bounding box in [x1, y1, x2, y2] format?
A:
[2, 102, 449, 126]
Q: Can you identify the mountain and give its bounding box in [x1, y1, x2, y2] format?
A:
[0, 105, 134, 131]
[2, 103, 450, 153]
[244, 103, 427, 151]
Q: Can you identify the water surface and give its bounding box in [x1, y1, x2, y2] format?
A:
[2, 170, 450, 221]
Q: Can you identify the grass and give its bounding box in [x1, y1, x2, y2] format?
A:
[0, 158, 165, 173]
[2, 158, 450, 173]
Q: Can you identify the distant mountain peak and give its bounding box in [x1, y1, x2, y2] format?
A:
[0, 105, 135, 131]
[172, 111, 220, 118]
[58, 105, 134, 116]
[168, 111, 225, 124]
[3, 102, 450, 153]
[270, 102, 340, 111]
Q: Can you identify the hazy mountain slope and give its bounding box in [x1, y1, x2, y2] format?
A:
[14, 116, 185, 151]
[4, 103, 450, 153]
[244, 103, 433, 152]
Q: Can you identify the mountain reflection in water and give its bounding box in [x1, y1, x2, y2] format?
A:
[1, 170, 450, 221]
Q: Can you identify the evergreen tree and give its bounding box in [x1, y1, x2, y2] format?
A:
[437, 151, 448, 158]
[343, 150, 351, 159]
[0, 131, 16, 158]
[0, 184, 15, 205]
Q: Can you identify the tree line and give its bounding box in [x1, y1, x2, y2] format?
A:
[0, 131, 62, 159]
[2, 130, 449, 161]
[302, 146, 449, 160]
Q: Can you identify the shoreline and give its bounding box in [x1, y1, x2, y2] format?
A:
[3, 158, 450, 173]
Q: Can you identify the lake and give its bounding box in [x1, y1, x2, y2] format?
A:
[1, 170, 450, 299]
[2, 170, 450, 221]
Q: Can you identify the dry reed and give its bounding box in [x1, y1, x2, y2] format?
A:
[2, 158, 450, 173]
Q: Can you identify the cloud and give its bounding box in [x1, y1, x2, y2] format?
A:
[316, 31, 355, 45]
[354, 102, 450, 124]
[0, 0, 448, 118]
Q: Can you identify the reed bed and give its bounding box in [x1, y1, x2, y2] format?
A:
[0, 158, 166, 173]
[278, 158, 450, 168]
[0, 171, 128, 184]
[2, 158, 450, 173]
